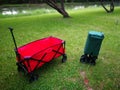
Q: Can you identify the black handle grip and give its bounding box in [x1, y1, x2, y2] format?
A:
[8, 27, 13, 31]
[8, 27, 18, 53]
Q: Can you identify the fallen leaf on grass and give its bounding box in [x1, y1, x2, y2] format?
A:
[80, 71, 86, 79]
[87, 86, 93, 90]
[80, 70, 93, 90]
[84, 77, 89, 85]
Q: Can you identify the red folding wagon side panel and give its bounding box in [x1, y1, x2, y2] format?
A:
[17, 36, 65, 73]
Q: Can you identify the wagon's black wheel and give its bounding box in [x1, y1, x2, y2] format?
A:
[17, 65, 23, 72]
[17, 63, 25, 72]
[29, 74, 39, 83]
[17, 63, 28, 74]
[62, 54, 67, 63]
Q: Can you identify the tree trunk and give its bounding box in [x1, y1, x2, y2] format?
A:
[100, 0, 114, 13]
[45, 0, 70, 18]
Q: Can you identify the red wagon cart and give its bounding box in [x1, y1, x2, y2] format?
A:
[9, 27, 67, 82]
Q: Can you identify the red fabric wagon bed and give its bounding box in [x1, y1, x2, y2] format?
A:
[9, 28, 67, 82]
[17, 36, 66, 73]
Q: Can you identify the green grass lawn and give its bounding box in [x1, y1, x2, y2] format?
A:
[0, 7, 120, 90]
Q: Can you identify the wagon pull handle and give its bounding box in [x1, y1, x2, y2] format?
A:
[8, 27, 18, 53]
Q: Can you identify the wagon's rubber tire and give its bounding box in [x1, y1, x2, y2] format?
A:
[17, 63, 28, 74]
[29, 74, 39, 83]
[17, 64, 26, 72]
[62, 54, 67, 63]
[17, 66, 23, 72]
